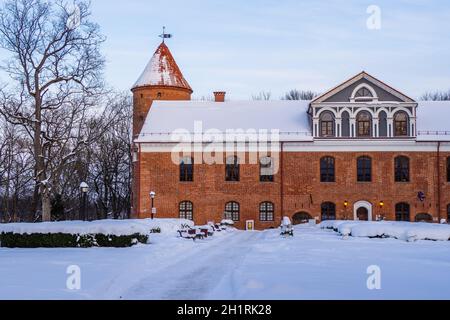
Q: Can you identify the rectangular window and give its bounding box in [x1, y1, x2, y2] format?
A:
[447, 157, 450, 182]
[260, 157, 274, 182]
[180, 158, 193, 182]
[357, 157, 372, 182]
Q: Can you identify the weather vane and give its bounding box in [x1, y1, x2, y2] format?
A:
[159, 26, 173, 43]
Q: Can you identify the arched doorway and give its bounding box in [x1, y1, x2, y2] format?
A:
[357, 207, 369, 221]
[354, 201, 373, 221]
[292, 212, 312, 225]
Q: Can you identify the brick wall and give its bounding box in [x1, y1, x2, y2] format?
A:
[135, 150, 450, 229]
[132, 86, 192, 137]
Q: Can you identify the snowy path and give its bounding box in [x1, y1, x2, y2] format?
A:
[1, 224, 450, 300]
[120, 231, 262, 300]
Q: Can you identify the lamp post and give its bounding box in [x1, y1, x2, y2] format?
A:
[379, 201, 385, 221]
[79, 182, 89, 221]
[150, 191, 156, 220]
[344, 200, 349, 220]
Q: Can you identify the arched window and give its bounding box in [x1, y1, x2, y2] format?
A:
[319, 112, 335, 137]
[179, 201, 193, 220]
[292, 212, 313, 225]
[415, 213, 433, 223]
[394, 111, 409, 137]
[226, 156, 240, 182]
[320, 156, 335, 182]
[321, 202, 336, 221]
[225, 202, 240, 221]
[395, 156, 410, 182]
[357, 156, 372, 182]
[379, 111, 388, 137]
[180, 157, 194, 182]
[259, 202, 274, 221]
[447, 157, 450, 182]
[355, 87, 374, 99]
[356, 111, 372, 137]
[395, 202, 410, 221]
[260, 157, 274, 182]
[341, 111, 350, 137]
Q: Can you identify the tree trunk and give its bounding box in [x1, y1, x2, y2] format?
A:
[41, 193, 51, 222]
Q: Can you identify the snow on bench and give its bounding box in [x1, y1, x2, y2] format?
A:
[320, 220, 450, 242]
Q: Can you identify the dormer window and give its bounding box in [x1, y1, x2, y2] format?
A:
[355, 88, 373, 101]
[356, 111, 372, 137]
[394, 111, 409, 137]
[350, 84, 378, 103]
[319, 112, 335, 137]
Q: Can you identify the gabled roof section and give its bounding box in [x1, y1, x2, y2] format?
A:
[311, 71, 416, 104]
[133, 42, 193, 92]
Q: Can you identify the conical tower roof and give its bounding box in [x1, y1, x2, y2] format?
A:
[133, 42, 192, 92]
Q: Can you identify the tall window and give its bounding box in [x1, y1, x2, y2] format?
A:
[226, 156, 240, 182]
[394, 112, 409, 137]
[341, 111, 350, 137]
[260, 202, 274, 221]
[179, 201, 193, 220]
[447, 204, 450, 222]
[320, 157, 335, 182]
[260, 157, 274, 182]
[395, 202, 410, 221]
[225, 202, 240, 221]
[357, 156, 372, 182]
[321, 202, 336, 221]
[379, 111, 388, 137]
[180, 157, 194, 182]
[320, 112, 335, 137]
[395, 156, 410, 182]
[447, 157, 450, 182]
[356, 111, 372, 137]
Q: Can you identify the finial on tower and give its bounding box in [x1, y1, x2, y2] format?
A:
[159, 26, 172, 43]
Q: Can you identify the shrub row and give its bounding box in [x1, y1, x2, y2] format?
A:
[0, 232, 149, 248]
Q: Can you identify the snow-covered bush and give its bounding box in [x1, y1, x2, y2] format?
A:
[320, 220, 450, 242]
[0, 232, 148, 248]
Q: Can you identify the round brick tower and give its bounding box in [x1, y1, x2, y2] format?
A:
[131, 41, 193, 218]
[131, 42, 193, 138]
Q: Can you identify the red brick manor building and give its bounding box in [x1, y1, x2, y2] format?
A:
[131, 41, 450, 230]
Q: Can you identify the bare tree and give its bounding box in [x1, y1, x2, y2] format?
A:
[252, 91, 272, 101]
[420, 90, 450, 101]
[283, 89, 318, 101]
[0, 0, 106, 221]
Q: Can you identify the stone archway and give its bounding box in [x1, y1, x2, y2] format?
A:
[354, 201, 373, 221]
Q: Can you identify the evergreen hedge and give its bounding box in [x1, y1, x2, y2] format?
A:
[0, 232, 149, 248]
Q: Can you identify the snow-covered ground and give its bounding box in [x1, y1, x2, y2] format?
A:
[1, 220, 450, 300]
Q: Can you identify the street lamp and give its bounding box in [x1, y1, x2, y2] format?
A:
[343, 200, 349, 220]
[79, 182, 89, 221]
[150, 191, 156, 220]
[378, 201, 385, 221]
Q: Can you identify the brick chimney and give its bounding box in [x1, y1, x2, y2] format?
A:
[214, 92, 226, 102]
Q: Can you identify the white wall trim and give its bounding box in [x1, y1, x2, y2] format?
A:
[354, 201, 373, 221]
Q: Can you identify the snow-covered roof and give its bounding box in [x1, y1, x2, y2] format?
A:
[416, 101, 450, 141]
[135, 100, 313, 143]
[133, 42, 192, 91]
[134, 100, 450, 143]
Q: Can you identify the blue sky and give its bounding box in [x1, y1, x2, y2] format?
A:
[4, 0, 450, 100]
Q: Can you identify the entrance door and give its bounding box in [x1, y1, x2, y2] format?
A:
[246, 220, 255, 231]
[357, 207, 369, 221]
